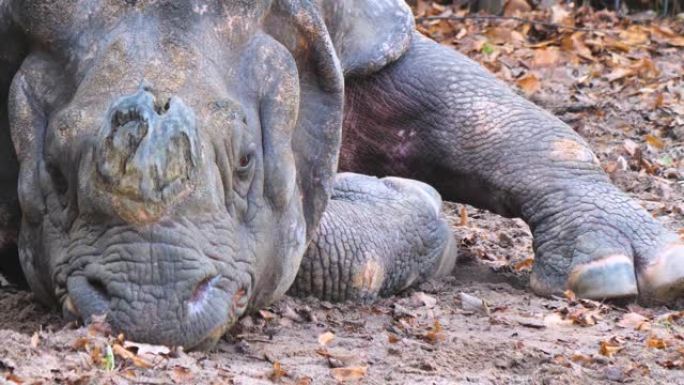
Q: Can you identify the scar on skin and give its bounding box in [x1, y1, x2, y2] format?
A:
[352, 260, 384, 293]
[551, 138, 599, 164]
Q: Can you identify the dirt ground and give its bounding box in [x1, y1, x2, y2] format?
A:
[1, 4, 683, 385]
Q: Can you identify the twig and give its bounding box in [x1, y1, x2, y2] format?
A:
[415, 15, 609, 33]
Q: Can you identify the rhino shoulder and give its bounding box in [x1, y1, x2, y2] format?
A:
[317, 0, 415, 77]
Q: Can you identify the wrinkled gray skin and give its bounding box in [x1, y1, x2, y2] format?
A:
[0, 0, 682, 350]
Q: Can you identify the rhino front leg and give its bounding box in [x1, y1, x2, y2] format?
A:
[289, 173, 457, 302]
[340, 33, 684, 305]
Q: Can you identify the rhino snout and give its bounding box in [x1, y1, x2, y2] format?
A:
[96, 89, 201, 213]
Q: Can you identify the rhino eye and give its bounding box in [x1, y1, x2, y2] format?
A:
[236, 143, 256, 177]
[238, 154, 251, 170]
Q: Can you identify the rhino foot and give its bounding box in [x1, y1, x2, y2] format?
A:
[528, 184, 684, 306]
[289, 173, 457, 302]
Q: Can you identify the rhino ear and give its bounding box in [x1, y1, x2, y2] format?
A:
[267, 0, 345, 239]
[317, 0, 415, 76]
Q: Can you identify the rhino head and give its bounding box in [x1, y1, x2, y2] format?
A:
[4, 0, 352, 349]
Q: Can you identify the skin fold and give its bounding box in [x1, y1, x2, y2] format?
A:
[0, 0, 681, 350]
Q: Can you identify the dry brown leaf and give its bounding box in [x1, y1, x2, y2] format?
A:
[318, 332, 336, 347]
[259, 310, 276, 320]
[571, 353, 593, 365]
[513, 257, 535, 271]
[564, 290, 577, 302]
[560, 32, 594, 61]
[599, 338, 623, 357]
[388, 333, 401, 344]
[532, 47, 560, 68]
[171, 366, 194, 383]
[517, 74, 541, 95]
[4, 373, 24, 384]
[619, 25, 650, 46]
[72, 337, 91, 350]
[424, 320, 445, 344]
[645, 134, 665, 150]
[295, 377, 313, 385]
[617, 312, 651, 331]
[331, 366, 368, 382]
[623, 139, 640, 157]
[550, 5, 574, 27]
[632, 58, 660, 79]
[112, 344, 153, 369]
[269, 361, 288, 382]
[503, 0, 531, 16]
[646, 336, 668, 349]
[459, 206, 468, 227]
[569, 308, 601, 326]
[605, 67, 635, 82]
[90, 344, 103, 367]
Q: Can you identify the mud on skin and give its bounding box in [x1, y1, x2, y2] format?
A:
[0, 0, 682, 350]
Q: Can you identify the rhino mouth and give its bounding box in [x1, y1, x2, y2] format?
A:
[56, 220, 254, 349]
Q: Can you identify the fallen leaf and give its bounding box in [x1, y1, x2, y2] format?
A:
[30, 332, 39, 349]
[532, 47, 560, 68]
[459, 206, 468, 226]
[503, 0, 531, 16]
[571, 353, 594, 365]
[259, 310, 276, 320]
[617, 312, 651, 331]
[599, 338, 623, 357]
[459, 292, 489, 313]
[411, 292, 437, 308]
[423, 320, 445, 344]
[112, 344, 153, 369]
[645, 134, 665, 150]
[564, 290, 576, 302]
[123, 341, 171, 357]
[4, 373, 24, 384]
[330, 366, 368, 382]
[318, 332, 336, 347]
[171, 366, 194, 383]
[646, 336, 667, 349]
[517, 74, 541, 95]
[605, 67, 635, 82]
[619, 25, 650, 46]
[513, 257, 535, 271]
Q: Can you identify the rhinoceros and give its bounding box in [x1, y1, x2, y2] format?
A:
[0, 0, 682, 349]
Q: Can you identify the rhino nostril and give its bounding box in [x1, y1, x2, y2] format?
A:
[86, 277, 110, 301]
[66, 276, 111, 322]
[189, 275, 221, 310]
